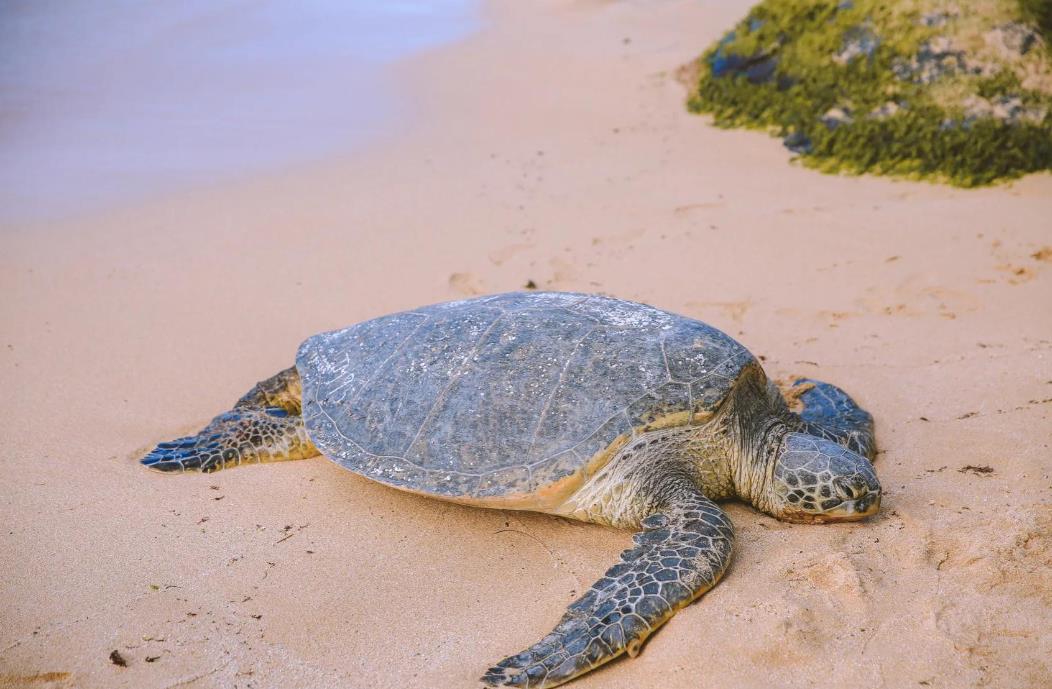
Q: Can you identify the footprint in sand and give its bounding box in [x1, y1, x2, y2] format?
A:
[0, 673, 72, 687]
[988, 243, 1050, 285]
[858, 276, 980, 320]
[487, 243, 533, 267]
[448, 272, 485, 296]
[541, 256, 578, 289]
[686, 300, 751, 323]
[589, 228, 646, 258]
[744, 602, 824, 667]
[774, 307, 861, 328]
[778, 205, 829, 215]
[672, 200, 724, 216]
[996, 264, 1036, 284]
[801, 552, 869, 616]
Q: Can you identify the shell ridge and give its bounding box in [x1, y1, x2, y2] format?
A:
[621, 385, 668, 418]
[402, 309, 508, 460]
[566, 294, 593, 309]
[560, 409, 635, 463]
[555, 306, 601, 324]
[527, 447, 581, 470]
[341, 313, 433, 409]
[687, 382, 696, 424]
[689, 349, 744, 383]
[313, 382, 428, 473]
[523, 326, 599, 462]
[317, 405, 371, 457]
[659, 337, 673, 382]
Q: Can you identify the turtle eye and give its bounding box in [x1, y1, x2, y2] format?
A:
[833, 476, 864, 501]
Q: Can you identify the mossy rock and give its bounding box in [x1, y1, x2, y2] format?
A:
[688, 0, 1052, 186]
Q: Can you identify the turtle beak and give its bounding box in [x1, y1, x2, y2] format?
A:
[823, 482, 881, 522]
[840, 490, 881, 519]
[827, 457, 881, 521]
[780, 481, 881, 524]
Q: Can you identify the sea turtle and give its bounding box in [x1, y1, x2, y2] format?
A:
[142, 291, 880, 688]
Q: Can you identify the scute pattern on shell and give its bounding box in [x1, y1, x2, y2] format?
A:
[297, 292, 754, 499]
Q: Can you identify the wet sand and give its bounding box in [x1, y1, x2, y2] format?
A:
[2, 1, 1050, 688]
[0, 0, 479, 222]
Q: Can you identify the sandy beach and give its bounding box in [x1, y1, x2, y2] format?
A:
[2, 1, 1051, 688]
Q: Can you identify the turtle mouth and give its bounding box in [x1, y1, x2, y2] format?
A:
[781, 492, 881, 524]
[831, 491, 881, 520]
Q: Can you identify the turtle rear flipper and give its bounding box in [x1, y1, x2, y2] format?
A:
[789, 378, 875, 459]
[482, 483, 734, 689]
[141, 367, 318, 473]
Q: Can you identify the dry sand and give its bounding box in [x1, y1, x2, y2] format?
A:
[2, 1, 1051, 688]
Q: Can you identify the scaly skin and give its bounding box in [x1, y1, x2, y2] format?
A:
[482, 476, 733, 688]
[141, 368, 318, 473]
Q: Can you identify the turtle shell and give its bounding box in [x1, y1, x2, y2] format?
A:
[297, 292, 756, 509]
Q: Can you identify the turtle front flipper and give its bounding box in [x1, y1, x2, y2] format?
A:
[787, 378, 875, 460]
[481, 487, 734, 689]
[141, 367, 319, 473]
[233, 365, 303, 414]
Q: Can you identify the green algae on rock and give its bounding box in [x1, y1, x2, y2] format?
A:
[687, 0, 1052, 186]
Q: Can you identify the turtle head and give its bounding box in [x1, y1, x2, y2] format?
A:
[763, 432, 881, 524]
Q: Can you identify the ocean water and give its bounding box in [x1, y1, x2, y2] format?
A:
[0, 0, 479, 222]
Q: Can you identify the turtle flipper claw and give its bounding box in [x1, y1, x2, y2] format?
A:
[481, 620, 598, 688]
[141, 436, 223, 473]
[140, 405, 316, 474]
